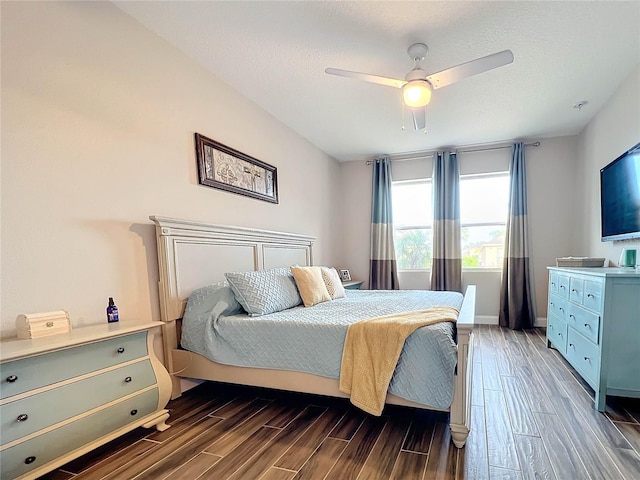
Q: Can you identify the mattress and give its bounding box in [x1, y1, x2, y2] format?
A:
[181, 288, 463, 409]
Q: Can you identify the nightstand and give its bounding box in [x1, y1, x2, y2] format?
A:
[342, 280, 364, 290]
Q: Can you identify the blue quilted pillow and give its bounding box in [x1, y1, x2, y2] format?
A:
[225, 267, 302, 316]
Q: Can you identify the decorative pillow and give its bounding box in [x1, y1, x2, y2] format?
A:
[291, 266, 332, 307]
[183, 282, 243, 319]
[180, 282, 243, 351]
[225, 267, 302, 316]
[321, 267, 346, 299]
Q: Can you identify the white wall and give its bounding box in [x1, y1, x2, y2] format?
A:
[576, 65, 640, 261]
[340, 136, 580, 320]
[0, 2, 342, 336]
[527, 136, 581, 319]
[339, 160, 373, 289]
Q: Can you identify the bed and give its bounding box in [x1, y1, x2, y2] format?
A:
[150, 215, 475, 448]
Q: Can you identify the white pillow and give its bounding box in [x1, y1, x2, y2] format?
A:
[321, 267, 346, 299]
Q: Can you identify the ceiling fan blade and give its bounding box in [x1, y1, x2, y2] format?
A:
[426, 50, 514, 89]
[325, 68, 406, 89]
[410, 108, 426, 131]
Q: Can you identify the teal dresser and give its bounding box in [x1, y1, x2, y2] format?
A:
[546, 267, 640, 411]
[0, 321, 172, 479]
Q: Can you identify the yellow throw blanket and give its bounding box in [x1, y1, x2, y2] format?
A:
[339, 306, 459, 416]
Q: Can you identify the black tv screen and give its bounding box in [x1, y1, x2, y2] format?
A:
[600, 142, 640, 241]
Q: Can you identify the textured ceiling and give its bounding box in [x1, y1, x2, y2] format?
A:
[115, 1, 640, 162]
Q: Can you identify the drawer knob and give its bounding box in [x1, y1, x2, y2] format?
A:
[571, 288, 576, 292]
[587, 293, 594, 298]
[551, 282, 556, 286]
[117, 347, 125, 354]
[569, 343, 574, 347]
[16, 414, 29, 422]
[24, 456, 36, 465]
[560, 285, 566, 289]
[559, 307, 564, 312]
[125, 376, 132, 383]
[584, 356, 590, 361]
[558, 332, 563, 337]
[584, 323, 590, 328]
[569, 314, 575, 319]
[130, 409, 138, 416]
[6, 375, 18, 383]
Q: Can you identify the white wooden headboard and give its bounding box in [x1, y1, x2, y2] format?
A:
[149, 216, 315, 323]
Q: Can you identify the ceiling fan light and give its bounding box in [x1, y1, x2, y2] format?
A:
[402, 80, 431, 107]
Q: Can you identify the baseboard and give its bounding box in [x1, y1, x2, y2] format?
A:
[474, 315, 547, 327]
[475, 315, 498, 325]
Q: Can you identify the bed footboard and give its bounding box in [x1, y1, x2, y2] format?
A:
[449, 285, 476, 448]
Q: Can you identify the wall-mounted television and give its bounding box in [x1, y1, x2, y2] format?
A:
[600, 142, 640, 241]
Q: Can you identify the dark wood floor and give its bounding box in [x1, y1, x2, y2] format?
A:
[41, 326, 640, 480]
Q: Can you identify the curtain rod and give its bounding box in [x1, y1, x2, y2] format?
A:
[365, 141, 541, 165]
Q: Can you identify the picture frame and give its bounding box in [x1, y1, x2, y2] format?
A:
[195, 133, 278, 204]
[339, 269, 351, 282]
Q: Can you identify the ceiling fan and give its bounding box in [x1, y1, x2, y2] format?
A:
[325, 43, 514, 131]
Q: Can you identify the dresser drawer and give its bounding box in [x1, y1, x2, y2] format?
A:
[548, 294, 568, 321]
[566, 330, 600, 385]
[547, 315, 568, 354]
[567, 304, 600, 345]
[0, 332, 147, 400]
[0, 388, 159, 480]
[549, 272, 559, 295]
[557, 274, 570, 299]
[569, 277, 584, 304]
[583, 279, 604, 313]
[1, 360, 156, 446]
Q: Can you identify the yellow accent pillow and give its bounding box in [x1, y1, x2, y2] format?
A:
[290, 266, 332, 307]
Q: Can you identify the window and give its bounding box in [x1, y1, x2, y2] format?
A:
[392, 180, 433, 269]
[392, 172, 509, 269]
[460, 173, 510, 268]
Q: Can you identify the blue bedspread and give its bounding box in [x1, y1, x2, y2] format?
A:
[181, 287, 463, 409]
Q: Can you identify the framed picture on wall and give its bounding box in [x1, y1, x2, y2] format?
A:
[195, 133, 278, 204]
[339, 269, 351, 282]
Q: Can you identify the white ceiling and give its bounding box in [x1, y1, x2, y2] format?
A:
[115, 1, 640, 162]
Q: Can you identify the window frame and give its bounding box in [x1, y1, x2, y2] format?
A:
[392, 171, 509, 272]
[392, 179, 433, 272]
[459, 171, 509, 271]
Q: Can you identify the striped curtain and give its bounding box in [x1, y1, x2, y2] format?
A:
[431, 152, 462, 293]
[499, 143, 537, 330]
[369, 157, 399, 290]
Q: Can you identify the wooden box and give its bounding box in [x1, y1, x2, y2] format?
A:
[16, 310, 72, 339]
